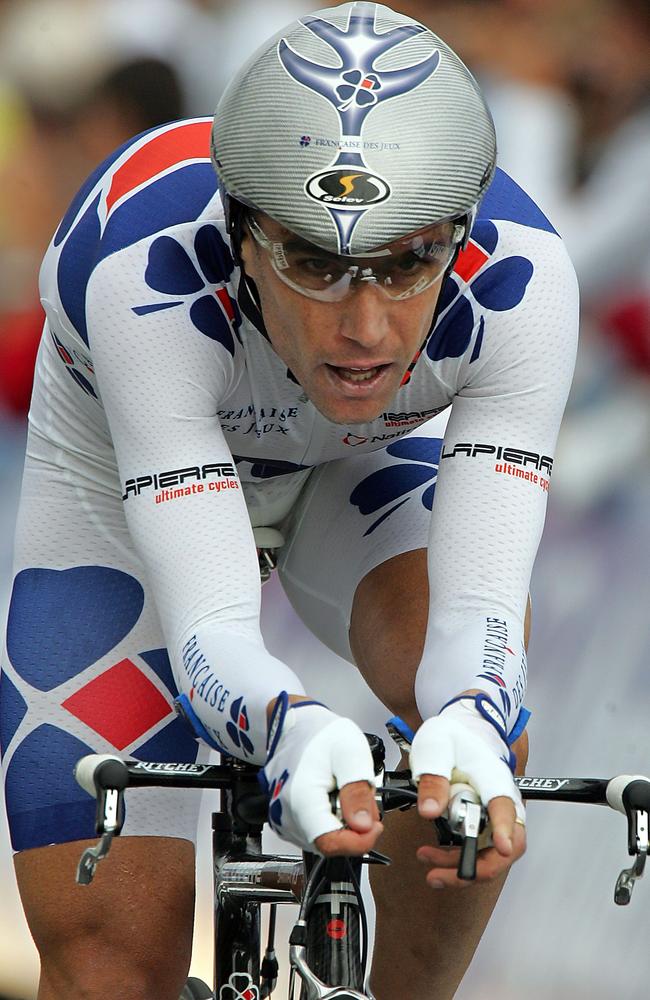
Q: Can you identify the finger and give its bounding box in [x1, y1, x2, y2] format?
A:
[418, 830, 526, 888]
[497, 810, 527, 861]
[417, 841, 523, 872]
[417, 773, 450, 819]
[416, 845, 460, 870]
[339, 779, 379, 832]
[315, 821, 383, 857]
[416, 813, 527, 870]
[420, 848, 514, 888]
[487, 796, 519, 857]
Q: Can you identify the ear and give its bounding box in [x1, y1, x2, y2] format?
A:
[238, 227, 258, 279]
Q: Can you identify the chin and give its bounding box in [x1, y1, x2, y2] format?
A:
[314, 397, 387, 426]
[299, 370, 397, 425]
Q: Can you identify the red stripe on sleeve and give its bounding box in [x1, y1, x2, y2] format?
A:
[106, 120, 212, 214]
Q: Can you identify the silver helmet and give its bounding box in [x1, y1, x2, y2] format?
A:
[212, 1, 496, 256]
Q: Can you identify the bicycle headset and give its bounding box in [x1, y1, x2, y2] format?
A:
[210, 1, 497, 302]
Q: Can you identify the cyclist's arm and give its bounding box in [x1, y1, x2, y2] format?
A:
[409, 232, 578, 882]
[86, 243, 304, 765]
[417, 232, 579, 733]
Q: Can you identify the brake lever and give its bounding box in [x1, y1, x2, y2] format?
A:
[615, 800, 649, 905]
[74, 756, 129, 885]
[76, 781, 126, 884]
[443, 783, 488, 881]
[77, 830, 117, 885]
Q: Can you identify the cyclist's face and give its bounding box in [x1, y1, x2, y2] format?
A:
[240, 216, 445, 426]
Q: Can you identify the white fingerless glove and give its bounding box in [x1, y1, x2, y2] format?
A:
[260, 692, 376, 852]
[409, 694, 525, 822]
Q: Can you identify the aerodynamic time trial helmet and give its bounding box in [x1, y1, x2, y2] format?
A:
[211, 1, 497, 298]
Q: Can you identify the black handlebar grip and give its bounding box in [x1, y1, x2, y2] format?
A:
[95, 758, 129, 792]
[622, 779, 650, 815]
[458, 836, 479, 881]
[622, 779, 650, 855]
[74, 754, 129, 796]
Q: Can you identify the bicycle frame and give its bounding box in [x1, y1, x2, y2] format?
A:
[213, 822, 370, 999]
[211, 760, 373, 999]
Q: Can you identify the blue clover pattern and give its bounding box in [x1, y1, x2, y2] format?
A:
[141, 225, 240, 355]
[268, 768, 290, 832]
[426, 221, 534, 363]
[7, 567, 144, 691]
[350, 437, 443, 535]
[336, 70, 381, 109]
[226, 696, 254, 756]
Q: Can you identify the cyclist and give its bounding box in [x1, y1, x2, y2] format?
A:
[0, 3, 578, 999]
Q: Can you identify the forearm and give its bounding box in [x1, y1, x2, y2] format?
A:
[173, 624, 306, 764]
[415, 612, 528, 734]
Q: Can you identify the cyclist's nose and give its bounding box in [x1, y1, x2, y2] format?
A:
[337, 282, 391, 347]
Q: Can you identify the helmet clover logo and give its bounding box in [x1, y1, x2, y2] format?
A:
[219, 971, 259, 1000]
[279, 11, 438, 132]
[336, 70, 381, 110]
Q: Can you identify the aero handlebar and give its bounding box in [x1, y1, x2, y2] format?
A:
[73, 753, 650, 904]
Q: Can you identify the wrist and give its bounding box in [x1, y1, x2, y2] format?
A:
[265, 691, 331, 762]
[441, 691, 507, 737]
[439, 693, 515, 770]
[266, 693, 318, 722]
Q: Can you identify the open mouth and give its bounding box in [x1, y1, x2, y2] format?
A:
[326, 363, 390, 388]
[335, 365, 381, 382]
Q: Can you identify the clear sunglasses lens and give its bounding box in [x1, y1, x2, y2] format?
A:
[249, 218, 460, 301]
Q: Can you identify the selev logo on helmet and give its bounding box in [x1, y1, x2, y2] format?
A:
[305, 167, 391, 208]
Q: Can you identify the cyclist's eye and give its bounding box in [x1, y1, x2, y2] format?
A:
[300, 257, 337, 275]
[395, 253, 427, 274]
[291, 255, 348, 285]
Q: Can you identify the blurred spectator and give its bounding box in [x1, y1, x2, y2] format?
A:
[0, 0, 185, 417]
[552, 0, 650, 377]
[399, 0, 583, 214]
[402, 0, 650, 508]
[402, 0, 650, 370]
[101, 0, 314, 114]
[0, 0, 317, 418]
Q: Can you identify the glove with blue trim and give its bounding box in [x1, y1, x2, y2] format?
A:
[260, 692, 376, 852]
[409, 693, 525, 824]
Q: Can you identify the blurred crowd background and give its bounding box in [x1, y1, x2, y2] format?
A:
[0, 0, 649, 997]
